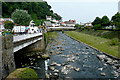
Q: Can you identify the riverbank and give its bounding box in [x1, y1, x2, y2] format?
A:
[65, 31, 119, 58]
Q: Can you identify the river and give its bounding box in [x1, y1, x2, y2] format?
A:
[15, 32, 120, 79]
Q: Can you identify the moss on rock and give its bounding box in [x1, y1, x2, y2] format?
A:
[7, 68, 38, 79]
[41, 54, 50, 59]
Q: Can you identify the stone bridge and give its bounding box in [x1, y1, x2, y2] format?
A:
[0, 32, 45, 79]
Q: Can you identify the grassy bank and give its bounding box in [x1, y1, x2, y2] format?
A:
[76, 29, 118, 39]
[65, 31, 119, 58]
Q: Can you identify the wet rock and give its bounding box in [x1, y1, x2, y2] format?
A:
[98, 68, 103, 71]
[91, 52, 95, 55]
[56, 63, 61, 67]
[46, 73, 50, 78]
[74, 67, 80, 71]
[41, 54, 50, 59]
[75, 53, 80, 56]
[112, 60, 118, 64]
[54, 69, 59, 73]
[33, 59, 35, 61]
[103, 63, 107, 66]
[50, 62, 57, 66]
[100, 72, 106, 76]
[112, 66, 117, 69]
[86, 47, 89, 49]
[50, 62, 61, 67]
[114, 64, 120, 69]
[72, 43, 75, 45]
[30, 62, 33, 65]
[113, 71, 119, 77]
[60, 48, 64, 51]
[48, 66, 55, 71]
[53, 73, 59, 76]
[37, 56, 41, 58]
[97, 55, 106, 61]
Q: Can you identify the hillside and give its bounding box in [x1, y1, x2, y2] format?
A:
[2, 2, 62, 21]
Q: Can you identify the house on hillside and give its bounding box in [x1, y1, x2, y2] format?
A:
[60, 22, 66, 26]
[46, 15, 60, 27]
[43, 21, 52, 28]
[64, 20, 76, 27]
[84, 22, 93, 27]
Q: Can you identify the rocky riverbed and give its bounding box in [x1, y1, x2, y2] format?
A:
[16, 32, 120, 79]
[44, 32, 120, 79]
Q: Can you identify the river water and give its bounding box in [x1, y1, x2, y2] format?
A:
[15, 32, 120, 79]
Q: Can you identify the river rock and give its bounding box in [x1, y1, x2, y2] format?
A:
[103, 63, 107, 66]
[86, 47, 89, 49]
[50, 62, 57, 66]
[98, 68, 103, 71]
[53, 73, 59, 76]
[48, 66, 55, 71]
[54, 69, 59, 73]
[97, 55, 106, 61]
[100, 72, 106, 76]
[74, 67, 80, 71]
[37, 56, 41, 58]
[75, 53, 80, 56]
[114, 64, 120, 69]
[41, 54, 50, 60]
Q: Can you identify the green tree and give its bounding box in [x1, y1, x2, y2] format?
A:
[92, 17, 102, 30]
[11, 9, 31, 26]
[4, 21, 14, 30]
[93, 24, 102, 30]
[92, 17, 101, 26]
[111, 12, 120, 30]
[2, 2, 62, 20]
[101, 16, 110, 28]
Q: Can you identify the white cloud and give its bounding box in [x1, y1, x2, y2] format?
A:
[46, 0, 119, 3]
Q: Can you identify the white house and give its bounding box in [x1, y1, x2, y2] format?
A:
[46, 16, 60, 27]
[64, 20, 76, 27]
[28, 20, 39, 34]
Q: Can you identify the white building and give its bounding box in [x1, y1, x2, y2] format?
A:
[28, 20, 39, 33]
[46, 16, 60, 27]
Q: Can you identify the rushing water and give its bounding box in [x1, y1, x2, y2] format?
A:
[15, 32, 120, 79]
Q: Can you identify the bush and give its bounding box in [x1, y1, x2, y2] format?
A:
[93, 24, 102, 30]
[4, 21, 14, 30]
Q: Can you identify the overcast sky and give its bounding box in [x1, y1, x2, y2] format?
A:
[46, 0, 119, 23]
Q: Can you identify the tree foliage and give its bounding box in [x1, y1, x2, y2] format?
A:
[111, 12, 120, 29]
[101, 16, 110, 27]
[92, 17, 101, 26]
[4, 21, 14, 30]
[11, 9, 31, 26]
[2, 2, 62, 20]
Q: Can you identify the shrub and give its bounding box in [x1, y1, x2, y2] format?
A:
[4, 21, 14, 30]
[93, 24, 102, 30]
